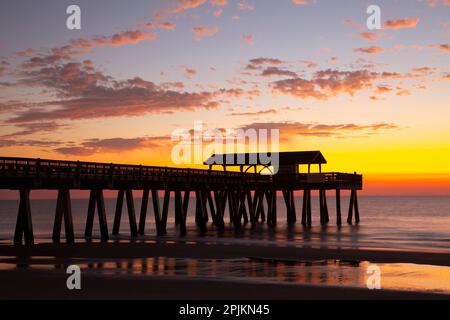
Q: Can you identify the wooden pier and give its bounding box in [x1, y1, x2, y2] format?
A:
[0, 152, 362, 245]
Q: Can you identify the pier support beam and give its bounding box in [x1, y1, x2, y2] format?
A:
[161, 189, 171, 234]
[319, 190, 329, 225]
[301, 189, 307, 226]
[151, 189, 165, 236]
[138, 188, 150, 235]
[85, 189, 109, 242]
[267, 189, 277, 227]
[112, 189, 138, 237]
[52, 188, 74, 243]
[347, 189, 359, 224]
[176, 189, 191, 236]
[306, 190, 312, 226]
[213, 190, 224, 229]
[336, 189, 342, 226]
[14, 188, 34, 245]
[283, 190, 296, 225]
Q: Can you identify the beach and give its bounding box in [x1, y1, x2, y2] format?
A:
[1, 241, 450, 299]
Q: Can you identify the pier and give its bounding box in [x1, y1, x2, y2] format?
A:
[0, 151, 362, 245]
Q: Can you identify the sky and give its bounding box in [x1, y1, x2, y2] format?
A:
[0, 0, 449, 196]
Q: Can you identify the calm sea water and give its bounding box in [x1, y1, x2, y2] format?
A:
[1, 195, 450, 252]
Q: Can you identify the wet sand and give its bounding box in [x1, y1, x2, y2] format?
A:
[1, 241, 450, 299]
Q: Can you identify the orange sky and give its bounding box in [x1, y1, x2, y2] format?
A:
[0, 0, 449, 197]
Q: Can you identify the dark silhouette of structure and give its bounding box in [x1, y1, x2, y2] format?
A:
[0, 152, 362, 245]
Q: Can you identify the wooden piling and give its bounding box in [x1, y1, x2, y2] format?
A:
[347, 189, 355, 224]
[354, 190, 360, 224]
[52, 188, 74, 243]
[306, 190, 312, 226]
[85, 189, 109, 241]
[336, 189, 342, 226]
[112, 189, 137, 237]
[138, 188, 150, 235]
[14, 188, 34, 245]
[112, 189, 125, 235]
[161, 189, 171, 233]
[301, 189, 307, 226]
[151, 189, 163, 236]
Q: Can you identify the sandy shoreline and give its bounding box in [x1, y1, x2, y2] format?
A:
[1, 241, 450, 299]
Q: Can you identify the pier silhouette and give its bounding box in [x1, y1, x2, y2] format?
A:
[0, 152, 362, 245]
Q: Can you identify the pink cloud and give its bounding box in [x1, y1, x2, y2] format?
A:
[210, 0, 228, 5]
[360, 32, 381, 41]
[384, 18, 419, 29]
[213, 9, 223, 16]
[169, 0, 206, 13]
[292, 0, 312, 5]
[242, 34, 254, 45]
[192, 25, 219, 40]
[353, 46, 385, 55]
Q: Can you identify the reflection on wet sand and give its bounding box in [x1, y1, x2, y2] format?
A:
[2, 255, 450, 294]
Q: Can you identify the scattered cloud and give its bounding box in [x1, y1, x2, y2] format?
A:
[271, 69, 379, 100]
[182, 66, 198, 78]
[210, 0, 228, 6]
[245, 58, 285, 70]
[229, 109, 278, 116]
[384, 18, 419, 29]
[239, 121, 399, 138]
[192, 25, 219, 41]
[6, 61, 219, 124]
[169, 0, 206, 14]
[353, 46, 385, 55]
[438, 44, 450, 52]
[261, 67, 298, 78]
[292, 0, 313, 5]
[360, 32, 381, 41]
[241, 34, 254, 45]
[54, 137, 169, 156]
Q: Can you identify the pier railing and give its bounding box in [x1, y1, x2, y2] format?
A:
[0, 156, 362, 189]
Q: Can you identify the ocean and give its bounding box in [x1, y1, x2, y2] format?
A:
[1, 194, 450, 252]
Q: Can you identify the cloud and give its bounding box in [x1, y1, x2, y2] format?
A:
[245, 58, 285, 70]
[239, 121, 399, 138]
[192, 25, 219, 41]
[353, 46, 385, 55]
[438, 44, 450, 52]
[261, 67, 298, 78]
[2, 121, 66, 138]
[360, 32, 381, 41]
[292, 0, 312, 5]
[6, 61, 219, 124]
[0, 61, 8, 77]
[237, 1, 255, 10]
[300, 60, 317, 69]
[271, 69, 378, 100]
[384, 18, 419, 29]
[210, 0, 228, 5]
[20, 30, 156, 69]
[411, 66, 436, 73]
[159, 22, 176, 30]
[53, 136, 170, 156]
[182, 66, 198, 78]
[229, 109, 278, 116]
[241, 34, 254, 45]
[169, 0, 206, 13]
[213, 9, 223, 16]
